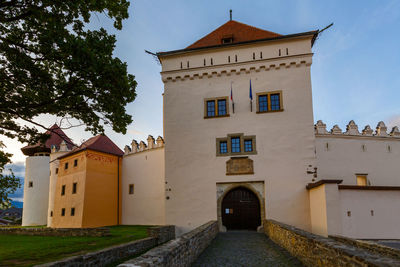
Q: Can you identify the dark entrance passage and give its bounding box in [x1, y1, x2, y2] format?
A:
[222, 187, 261, 230]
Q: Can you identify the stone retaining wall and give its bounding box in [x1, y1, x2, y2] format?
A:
[147, 225, 175, 244]
[0, 227, 110, 237]
[35, 225, 175, 267]
[264, 220, 400, 267]
[329, 235, 400, 260]
[119, 221, 218, 267]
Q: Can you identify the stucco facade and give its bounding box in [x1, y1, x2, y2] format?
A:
[159, 34, 317, 235]
[52, 149, 122, 228]
[121, 139, 165, 225]
[22, 155, 50, 226]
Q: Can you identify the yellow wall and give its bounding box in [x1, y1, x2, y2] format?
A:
[52, 150, 121, 228]
[52, 152, 86, 228]
[82, 150, 121, 228]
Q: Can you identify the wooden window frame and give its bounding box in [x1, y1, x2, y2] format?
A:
[216, 133, 257, 156]
[204, 96, 230, 119]
[74, 159, 78, 167]
[256, 90, 284, 114]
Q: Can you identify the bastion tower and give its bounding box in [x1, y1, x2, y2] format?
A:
[21, 124, 73, 226]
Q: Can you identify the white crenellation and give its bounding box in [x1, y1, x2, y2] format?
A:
[156, 136, 165, 147]
[124, 135, 165, 155]
[375, 121, 388, 137]
[147, 135, 155, 149]
[331, 125, 342, 135]
[345, 120, 360, 135]
[315, 120, 328, 134]
[139, 141, 147, 151]
[362, 125, 373, 136]
[314, 121, 400, 139]
[59, 140, 69, 152]
[124, 145, 131, 155]
[391, 126, 400, 137]
[131, 140, 139, 153]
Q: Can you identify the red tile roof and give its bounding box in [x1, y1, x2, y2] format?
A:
[21, 124, 74, 156]
[186, 20, 282, 50]
[58, 134, 123, 159]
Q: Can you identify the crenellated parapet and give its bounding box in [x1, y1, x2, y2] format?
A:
[124, 135, 165, 155]
[315, 120, 400, 138]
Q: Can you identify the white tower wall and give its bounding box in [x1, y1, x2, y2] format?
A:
[22, 155, 50, 226]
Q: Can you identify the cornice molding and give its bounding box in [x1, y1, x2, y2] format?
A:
[161, 54, 313, 83]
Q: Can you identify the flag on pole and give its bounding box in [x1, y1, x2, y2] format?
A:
[249, 79, 253, 112]
[230, 82, 235, 113]
[230, 84, 233, 101]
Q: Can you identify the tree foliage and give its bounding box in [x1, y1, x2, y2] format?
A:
[0, 0, 137, 207]
[0, 141, 21, 208]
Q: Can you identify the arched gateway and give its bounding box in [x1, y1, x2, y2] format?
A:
[221, 187, 261, 230]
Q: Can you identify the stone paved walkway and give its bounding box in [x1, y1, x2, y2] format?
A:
[192, 231, 304, 267]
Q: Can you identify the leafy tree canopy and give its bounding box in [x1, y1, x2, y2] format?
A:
[0, 0, 137, 207]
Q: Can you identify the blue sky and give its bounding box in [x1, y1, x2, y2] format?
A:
[3, 1, 400, 188]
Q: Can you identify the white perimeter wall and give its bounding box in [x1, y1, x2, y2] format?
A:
[22, 156, 50, 226]
[121, 148, 165, 225]
[316, 136, 400, 186]
[309, 183, 400, 239]
[340, 189, 400, 239]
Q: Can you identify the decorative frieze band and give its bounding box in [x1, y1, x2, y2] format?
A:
[124, 135, 164, 155]
[315, 120, 400, 138]
[161, 56, 312, 83]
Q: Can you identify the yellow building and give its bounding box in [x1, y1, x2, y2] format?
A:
[52, 135, 123, 228]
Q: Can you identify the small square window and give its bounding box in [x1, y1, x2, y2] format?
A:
[244, 140, 253, 152]
[218, 99, 227, 116]
[258, 95, 268, 112]
[207, 101, 215, 117]
[72, 183, 77, 194]
[231, 137, 241, 153]
[71, 208, 75, 216]
[74, 159, 78, 167]
[65, 162, 68, 170]
[220, 141, 228, 154]
[61, 185, 66, 196]
[61, 208, 65, 216]
[129, 184, 134, 195]
[55, 168, 59, 174]
[28, 181, 33, 188]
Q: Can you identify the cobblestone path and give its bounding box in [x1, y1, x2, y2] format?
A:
[192, 231, 303, 267]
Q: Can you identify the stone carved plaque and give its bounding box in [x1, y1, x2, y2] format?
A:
[226, 157, 254, 175]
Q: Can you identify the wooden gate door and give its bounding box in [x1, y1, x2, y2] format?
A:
[221, 187, 261, 230]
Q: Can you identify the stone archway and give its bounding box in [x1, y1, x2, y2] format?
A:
[216, 182, 265, 232]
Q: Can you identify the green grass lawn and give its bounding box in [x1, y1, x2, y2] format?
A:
[0, 225, 149, 267]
